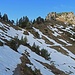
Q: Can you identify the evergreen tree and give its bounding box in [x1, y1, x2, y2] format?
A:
[3, 14, 8, 21]
[20, 36, 28, 45]
[35, 32, 40, 38]
[41, 49, 50, 60]
[8, 36, 20, 51]
[16, 19, 19, 26]
[32, 42, 36, 48]
[36, 45, 40, 55]
[20, 16, 30, 28]
[36, 16, 44, 24]
[9, 39, 18, 51]
[24, 16, 29, 23]
[33, 19, 36, 24]
[73, 33, 75, 39]
[23, 36, 28, 45]
[11, 20, 14, 24]
[19, 17, 23, 26]
[20, 36, 23, 43]
[0, 12, 2, 19]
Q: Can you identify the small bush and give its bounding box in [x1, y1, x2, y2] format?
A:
[20, 36, 28, 45]
[32, 43, 40, 55]
[8, 36, 20, 51]
[8, 36, 28, 51]
[72, 33, 75, 39]
[31, 43, 50, 60]
[34, 68, 42, 75]
[32, 42, 36, 48]
[23, 36, 28, 45]
[8, 39, 18, 51]
[35, 45, 40, 55]
[44, 28, 48, 33]
[41, 49, 50, 60]
[35, 32, 40, 39]
[0, 41, 3, 46]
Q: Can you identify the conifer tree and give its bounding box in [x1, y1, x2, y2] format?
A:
[16, 19, 19, 26]
[3, 14, 8, 21]
[41, 49, 50, 60]
[0, 12, 2, 19]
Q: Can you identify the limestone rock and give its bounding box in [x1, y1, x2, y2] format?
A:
[46, 12, 75, 24]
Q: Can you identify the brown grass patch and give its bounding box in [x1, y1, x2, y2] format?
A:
[64, 46, 75, 54]
[50, 46, 68, 55]
[42, 36, 54, 45]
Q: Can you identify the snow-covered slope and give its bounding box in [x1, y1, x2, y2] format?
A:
[0, 45, 21, 75]
[0, 22, 75, 75]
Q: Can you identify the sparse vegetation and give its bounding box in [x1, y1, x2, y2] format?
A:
[19, 36, 28, 46]
[72, 33, 75, 39]
[35, 32, 40, 39]
[32, 42, 40, 55]
[8, 36, 28, 51]
[41, 49, 50, 60]
[8, 36, 20, 51]
[16, 16, 32, 29]
[31, 43, 50, 60]
[1, 11, 75, 75]
[0, 12, 14, 24]
[36, 16, 44, 24]
[13, 55, 42, 75]
[0, 41, 3, 46]
[44, 28, 48, 33]
[34, 68, 42, 75]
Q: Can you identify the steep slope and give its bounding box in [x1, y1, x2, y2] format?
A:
[0, 45, 21, 75]
[0, 20, 75, 75]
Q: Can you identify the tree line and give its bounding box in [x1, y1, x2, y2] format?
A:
[0, 12, 14, 24]
[16, 16, 45, 28]
[8, 36, 50, 60]
[0, 12, 45, 28]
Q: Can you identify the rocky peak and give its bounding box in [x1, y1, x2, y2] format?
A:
[46, 12, 75, 24]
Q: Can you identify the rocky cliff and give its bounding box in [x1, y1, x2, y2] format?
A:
[46, 12, 75, 25]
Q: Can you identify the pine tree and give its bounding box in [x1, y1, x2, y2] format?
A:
[16, 19, 19, 26]
[41, 49, 50, 60]
[36, 45, 40, 55]
[32, 42, 36, 48]
[36, 16, 44, 24]
[0, 12, 2, 19]
[33, 19, 36, 24]
[23, 36, 28, 45]
[11, 20, 14, 24]
[3, 14, 8, 21]
[21, 16, 30, 28]
[19, 17, 23, 26]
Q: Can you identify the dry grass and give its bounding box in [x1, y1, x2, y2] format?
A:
[64, 46, 75, 54]
[13, 54, 42, 75]
[42, 36, 54, 45]
[36, 60, 68, 75]
[50, 46, 68, 55]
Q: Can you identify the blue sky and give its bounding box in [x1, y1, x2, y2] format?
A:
[0, 0, 75, 21]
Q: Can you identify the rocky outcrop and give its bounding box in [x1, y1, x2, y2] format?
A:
[46, 12, 75, 24]
[46, 12, 56, 21]
[57, 12, 75, 24]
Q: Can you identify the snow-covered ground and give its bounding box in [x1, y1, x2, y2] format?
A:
[32, 27, 75, 75]
[18, 45, 54, 75]
[0, 22, 75, 75]
[0, 45, 21, 75]
[17, 44, 75, 75]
